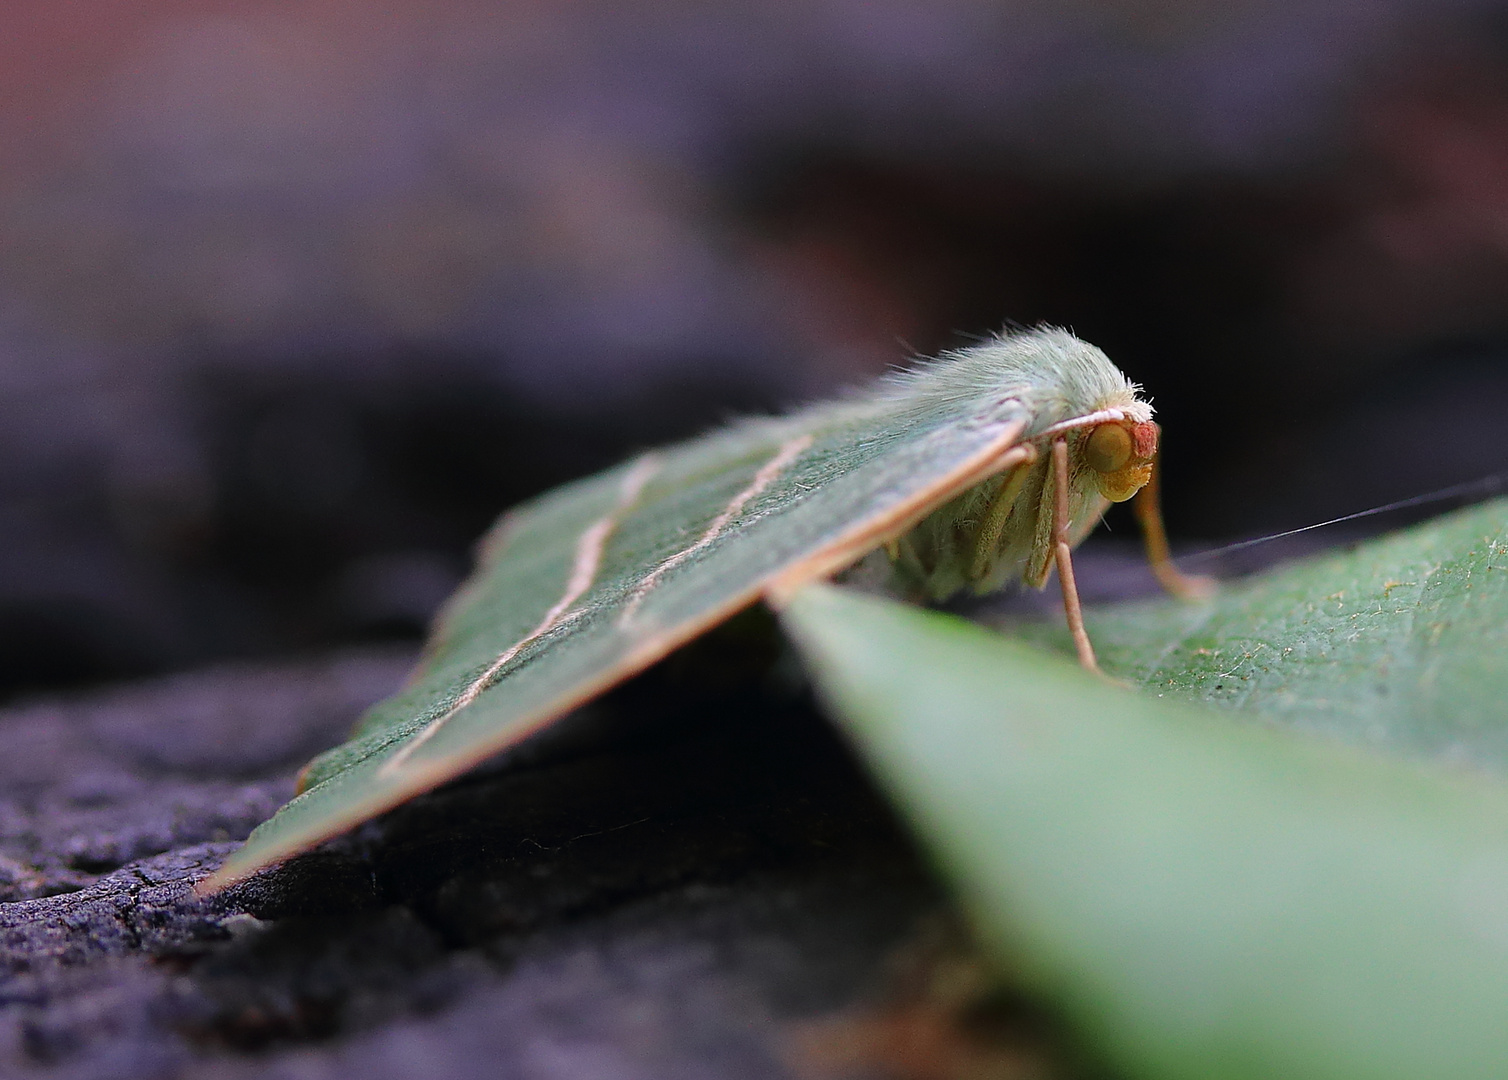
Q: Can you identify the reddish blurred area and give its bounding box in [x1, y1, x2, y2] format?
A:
[2, 0, 1507, 695]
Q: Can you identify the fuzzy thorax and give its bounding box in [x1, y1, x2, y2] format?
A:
[883, 328, 1156, 601]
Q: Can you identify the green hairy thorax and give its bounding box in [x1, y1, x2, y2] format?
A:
[873, 327, 1149, 438]
[877, 330, 1154, 600]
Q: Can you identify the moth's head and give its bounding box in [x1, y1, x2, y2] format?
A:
[1083, 419, 1158, 502]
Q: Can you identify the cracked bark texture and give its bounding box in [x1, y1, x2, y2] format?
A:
[0, 631, 1033, 1080]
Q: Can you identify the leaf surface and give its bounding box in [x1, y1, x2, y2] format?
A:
[1060, 499, 1508, 770]
[783, 581, 1508, 1080]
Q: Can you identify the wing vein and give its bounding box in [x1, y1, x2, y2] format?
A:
[622, 433, 814, 622]
[378, 453, 662, 777]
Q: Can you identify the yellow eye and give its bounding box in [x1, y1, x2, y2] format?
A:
[1085, 424, 1133, 474]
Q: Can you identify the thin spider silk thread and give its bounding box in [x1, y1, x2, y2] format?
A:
[1178, 472, 1507, 566]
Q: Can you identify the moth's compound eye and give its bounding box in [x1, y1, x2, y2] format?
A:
[1085, 424, 1133, 474]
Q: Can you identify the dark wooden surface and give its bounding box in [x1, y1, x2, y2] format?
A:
[0, 629, 1031, 1080]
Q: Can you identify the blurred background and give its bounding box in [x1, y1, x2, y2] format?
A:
[4, 0, 1508, 698]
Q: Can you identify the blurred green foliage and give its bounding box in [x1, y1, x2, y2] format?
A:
[783, 501, 1508, 1080]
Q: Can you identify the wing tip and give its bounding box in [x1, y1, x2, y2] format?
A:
[194, 846, 280, 897]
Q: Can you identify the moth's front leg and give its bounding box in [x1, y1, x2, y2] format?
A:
[1051, 436, 1100, 672]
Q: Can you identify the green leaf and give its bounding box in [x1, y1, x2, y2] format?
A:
[1047, 499, 1508, 770]
[782, 581, 1508, 1080]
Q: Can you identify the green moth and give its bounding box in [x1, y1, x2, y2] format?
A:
[202, 327, 1202, 892]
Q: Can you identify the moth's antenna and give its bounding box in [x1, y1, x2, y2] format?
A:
[1182, 473, 1507, 565]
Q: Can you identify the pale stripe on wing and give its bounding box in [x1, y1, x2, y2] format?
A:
[621, 433, 814, 623]
[378, 453, 662, 778]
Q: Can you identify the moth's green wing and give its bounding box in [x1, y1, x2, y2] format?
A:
[203, 396, 1030, 890]
[784, 583, 1508, 1080]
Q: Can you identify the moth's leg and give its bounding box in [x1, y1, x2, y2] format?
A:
[1051, 437, 1099, 672]
[1133, 449, 1215, 600]
[883, 532, 923, 574]
[968, 444, 1038, 581]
